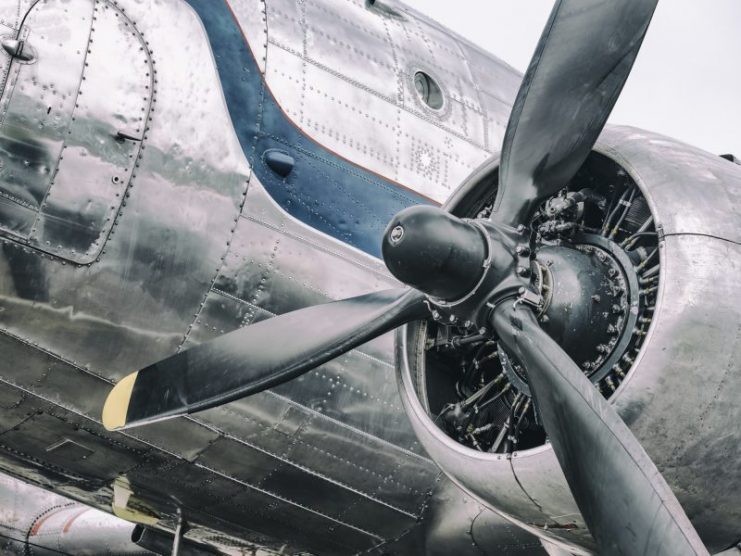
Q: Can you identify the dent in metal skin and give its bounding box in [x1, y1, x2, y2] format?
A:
[396, 126, 741, 553]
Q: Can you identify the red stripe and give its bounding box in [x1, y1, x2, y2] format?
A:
[62, 508, 89, 533]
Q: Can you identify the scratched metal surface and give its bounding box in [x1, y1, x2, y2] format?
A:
[0, 0, 549, 554]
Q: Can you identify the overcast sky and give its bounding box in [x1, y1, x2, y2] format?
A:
[402, 0, 741, 157]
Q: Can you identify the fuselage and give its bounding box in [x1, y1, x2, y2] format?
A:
[0, 0, 548, 554]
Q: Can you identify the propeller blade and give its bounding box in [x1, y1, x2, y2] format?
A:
[490, 303, 708, 556]
[103, 288, 427, 431]
[494, 0, 658, 226]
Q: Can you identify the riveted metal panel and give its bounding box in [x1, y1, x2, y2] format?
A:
[228, 0, 268, 73]
[124, 417, 221, 464]
[28, 1, 154, 264]
[457, 41, 519, 150]
[288, 412, 437, 514]
[196, 432, 420, 540]
[195, 435, 285, 488]
[199, 393, 310, 456]
[126, 457, 241, 517]
[298, 62, 401, 180]
[200, 382, 433, 497]
[272, 348, 413, 444]
[261, 459, 417, 539]
[260, 0, 518, 203]
[388, 13, 486, 148]
[204, 484, 378, 556]
[0, 0, 251, 377]
[0, 410, 147, 485]
[180, 288, 274, 349]
[261, 40, 304, 121]
[0, 1, 25, 30]
[214, 216, 394, 317]
[458, 42, 520, 111]
[0, 379, 35, 435]
[0, 0, 93, 239]
[262, 0, 305, 59]
[0, 21, 15, 98]
[395, 106, 490, 202]
[304, 0, 399, 100]
[0, 323, 111, 421]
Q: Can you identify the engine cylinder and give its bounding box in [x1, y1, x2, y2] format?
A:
[395, 125, 741, 552]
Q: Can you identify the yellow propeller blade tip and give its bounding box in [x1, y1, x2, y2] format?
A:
[102, 372, 138, 431]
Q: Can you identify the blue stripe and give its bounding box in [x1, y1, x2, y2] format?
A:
[185, 0, 432, 257]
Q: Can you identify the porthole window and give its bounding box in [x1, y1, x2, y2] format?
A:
[413, 71, 444, 110]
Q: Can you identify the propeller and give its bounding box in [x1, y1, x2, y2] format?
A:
[102, 288, 426, 430]
[103, 0, 710, 553]
[494, 0, 659, 226]
[491, 303, 707, 554]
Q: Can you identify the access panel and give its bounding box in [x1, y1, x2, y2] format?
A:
[0, 0, 153, 263]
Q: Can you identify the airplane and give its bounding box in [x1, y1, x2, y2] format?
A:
[0, 0, 739, 554]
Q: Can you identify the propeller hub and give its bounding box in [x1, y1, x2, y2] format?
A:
[382, 205, 488, 301]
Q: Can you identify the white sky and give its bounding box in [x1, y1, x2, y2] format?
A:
[402, 0, 741, 157]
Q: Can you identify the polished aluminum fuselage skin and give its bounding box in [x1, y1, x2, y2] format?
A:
[0, 0, 549, 554]
[0, 0, 740, 555]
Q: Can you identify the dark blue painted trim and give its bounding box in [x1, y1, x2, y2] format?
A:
[185, 0, 432, 257]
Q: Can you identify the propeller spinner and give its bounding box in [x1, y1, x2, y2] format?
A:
[103, 1, 710, 553]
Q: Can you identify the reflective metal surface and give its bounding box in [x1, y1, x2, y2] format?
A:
[0, 0, 549, 554]
[0, 470, 152, 555]
[262, 0, 520, 202]
[396, 125, 741, 554]
[0, 0, 735, 552]
[0, 0, 152, 263]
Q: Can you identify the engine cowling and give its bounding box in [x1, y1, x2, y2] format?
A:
[395, 125, 741, 553]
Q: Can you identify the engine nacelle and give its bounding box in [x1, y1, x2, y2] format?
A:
[395, 125, 741, 553]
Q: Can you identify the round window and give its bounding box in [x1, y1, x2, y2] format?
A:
[413, 71, 444, 110]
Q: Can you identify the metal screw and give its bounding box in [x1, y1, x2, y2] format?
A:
[517, 266, 530, 277]
[389, 225, 404, 244]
